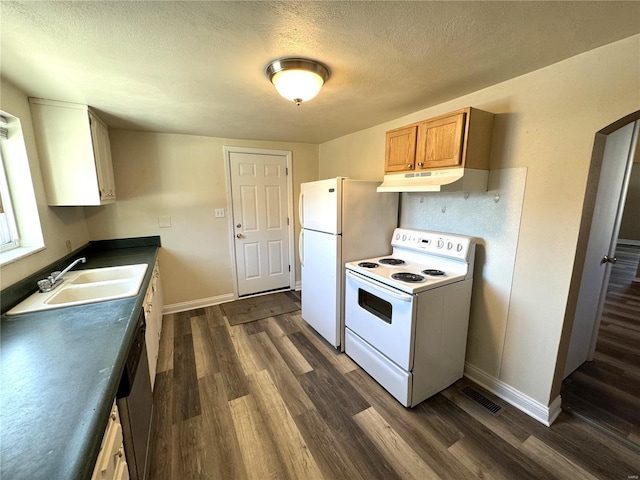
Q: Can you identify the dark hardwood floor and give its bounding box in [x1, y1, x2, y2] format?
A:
[148, 287, 640, 479]
[562, 244, 640, 448]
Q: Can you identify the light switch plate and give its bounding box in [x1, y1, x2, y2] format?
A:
[158, 216, 172, 228]
[215, 208, 225, 218]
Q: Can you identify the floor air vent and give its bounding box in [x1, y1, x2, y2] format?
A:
[461, 386, 502, 415]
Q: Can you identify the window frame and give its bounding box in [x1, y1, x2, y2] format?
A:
[0, 149, 21, 252]
[0, 109, 45, 266]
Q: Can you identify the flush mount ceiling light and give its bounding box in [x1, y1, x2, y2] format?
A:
[265, 57, 330, 106]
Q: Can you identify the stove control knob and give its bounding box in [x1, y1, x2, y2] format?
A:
[437, 239, 444, 248]
[456, 243, 463, 252]
[447, 242, 453, 250]
[395, 233, 400, 240]
[402, 234, 407, 241]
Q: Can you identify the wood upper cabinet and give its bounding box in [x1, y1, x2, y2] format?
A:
[416, 112, 465, 169]
[385, 125, 417, 173]
[384, 107, 494, 174]
[29, 98, 116, 206]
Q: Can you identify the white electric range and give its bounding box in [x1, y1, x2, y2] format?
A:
[344, 227, 476, 407]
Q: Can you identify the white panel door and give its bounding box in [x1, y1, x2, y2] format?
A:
[300, 177, 342, 234]
[564, 121, 638, 378]
[230, 152, 290, 296]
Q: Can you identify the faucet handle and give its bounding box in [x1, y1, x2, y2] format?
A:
[37, 279, 52, 292]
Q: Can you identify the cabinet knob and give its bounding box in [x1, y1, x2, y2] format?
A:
[417, 162, 424, 168]
[406, 164, 413, 169]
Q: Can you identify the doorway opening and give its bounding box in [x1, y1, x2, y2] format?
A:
[563, 116, 639, 378]
[559, 111, 640, 446]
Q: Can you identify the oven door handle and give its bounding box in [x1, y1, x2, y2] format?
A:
[346, 270, 413, 302]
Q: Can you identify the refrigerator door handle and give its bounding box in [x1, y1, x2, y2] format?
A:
[299, 230, 304, 266]
[298, 191, 304, 227]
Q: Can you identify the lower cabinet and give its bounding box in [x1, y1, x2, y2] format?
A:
[143, 260, 164, 390]
[92, 402, 129, 480]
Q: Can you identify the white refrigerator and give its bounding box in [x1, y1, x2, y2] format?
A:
[299, 177, 398, 350]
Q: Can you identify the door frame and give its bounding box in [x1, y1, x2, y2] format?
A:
[223, 146, 295, 299]
[558, 111, 640, 384]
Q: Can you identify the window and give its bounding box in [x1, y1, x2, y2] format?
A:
[0, 116, 20, 251]
[0, 110, 44, 266]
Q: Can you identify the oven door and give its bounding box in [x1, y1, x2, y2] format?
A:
[345, 270, 416, 370]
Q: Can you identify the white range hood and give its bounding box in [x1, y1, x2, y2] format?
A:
[377, 168, 489, 193]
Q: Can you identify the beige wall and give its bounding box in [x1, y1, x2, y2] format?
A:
[619, 163, 640, 242]
[0, 78, 89, 289]
[85, 131, 318, 306]
[318, 35, 640, 409]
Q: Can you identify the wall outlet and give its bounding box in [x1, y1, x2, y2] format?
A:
[215, 208, 225, 218]
[65, 240, 72, 253]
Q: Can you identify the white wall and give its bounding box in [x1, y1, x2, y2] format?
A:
[85, 131, 318, 306]
[318, 35, 640, 414]
[0, 78, 89, 289]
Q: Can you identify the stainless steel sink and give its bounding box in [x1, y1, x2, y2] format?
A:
[6, 264, 148, 315]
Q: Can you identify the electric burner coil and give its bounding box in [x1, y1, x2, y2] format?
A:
[391, 272, 425, 283]
[379, 258, 405, 266]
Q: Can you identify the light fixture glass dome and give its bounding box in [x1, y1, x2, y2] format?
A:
[265, 58, 330, 106]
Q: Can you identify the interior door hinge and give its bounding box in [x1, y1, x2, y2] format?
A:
[287, 217, 290, 226]
[288, 265, 291, 272]
[286, 167, 288, 176]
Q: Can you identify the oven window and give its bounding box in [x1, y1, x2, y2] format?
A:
[358, 289, 392, 324]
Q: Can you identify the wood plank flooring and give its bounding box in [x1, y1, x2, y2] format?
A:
[149, 290, 640, 479]
[562, 244, 640, 448]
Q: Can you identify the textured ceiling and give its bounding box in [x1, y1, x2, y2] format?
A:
[2, 1, 639, 144]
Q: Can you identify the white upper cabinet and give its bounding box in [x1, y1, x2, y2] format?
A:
[29, 98, 116, 206]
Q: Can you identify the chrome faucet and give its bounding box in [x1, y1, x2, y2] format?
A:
[38, 257, 87, 293]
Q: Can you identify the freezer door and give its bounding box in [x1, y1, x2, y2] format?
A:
[301, 229, 342, 348]
[300, 178, 342, 234]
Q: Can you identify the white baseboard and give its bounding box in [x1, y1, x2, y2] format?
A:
[163, 293, 235, 314]
[464, 363, 562, 427]
[294, 280, 301, 291]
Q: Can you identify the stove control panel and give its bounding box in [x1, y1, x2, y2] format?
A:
[392, 228, 474, 260]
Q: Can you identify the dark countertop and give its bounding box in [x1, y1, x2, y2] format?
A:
[1, 241, 159, 480]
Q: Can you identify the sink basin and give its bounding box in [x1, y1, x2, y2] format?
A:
[5, 264, 148, 315]
[68, 264, 147, 285]
[47, 280, 141, 305]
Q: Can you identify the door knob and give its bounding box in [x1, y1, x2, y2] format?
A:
[602, 255, 617, 264]
[236, 233, 245, 239]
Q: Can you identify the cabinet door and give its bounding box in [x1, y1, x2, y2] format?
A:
[143, 261, 163, 391]
[89, 111, 116, 203]
[384, 125, 417, 173]
[416, 112, 465, 169]
[92, 403, 125, 480]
